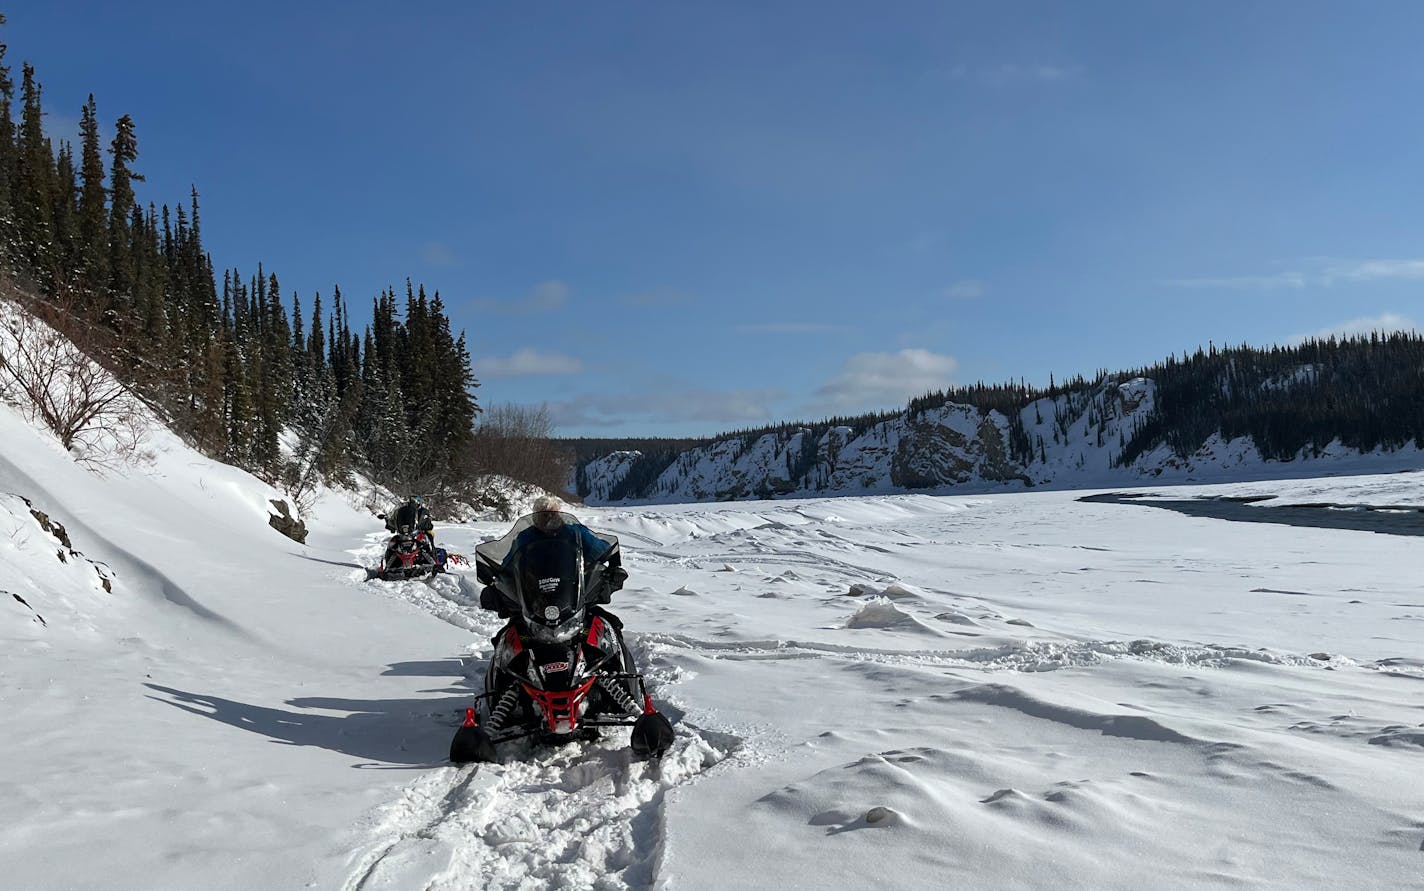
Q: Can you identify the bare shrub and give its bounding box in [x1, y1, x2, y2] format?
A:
[470, 402, 573, 494]
[0, 299, 150, 468]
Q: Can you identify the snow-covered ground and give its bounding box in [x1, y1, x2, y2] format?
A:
[2, 398, 1422, 889]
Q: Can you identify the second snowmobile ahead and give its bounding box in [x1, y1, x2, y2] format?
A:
[371, 498, 447, 581]
[449, 511, 674, 763]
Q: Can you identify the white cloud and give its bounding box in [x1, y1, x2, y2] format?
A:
[422, 241, 457, 267]
[1165, 257, 1424, 290]
[44, 113, 80, 145]
[903, 230, 946, 253]
[472, 348, 584, 378]
[1163, 272, 1307, 290]
[548, 387, 782, 429]
[985, 64, 1082, 84]
[810, 348, 959, 415]
[619, 288, 694, 308]
[1321, 259, 1424, 284]
[735, 322, 853, 334]
[944, 280, 985, 299]
[472, 280, 568, 314]
[1296, 313, 1418, 343]
[933, 64, 1083, 85]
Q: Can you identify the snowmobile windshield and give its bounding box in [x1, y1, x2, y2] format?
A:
[473, 512, 619, 641]
[473, 512, 617, 569]
[392, 502, 422, 534]
[511, 536, 586, 641]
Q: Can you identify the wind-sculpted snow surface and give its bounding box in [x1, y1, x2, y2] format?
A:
[3, 379, 1424, 890]
[334, 488, 1424, 889]
[583, 491, 1424, 888]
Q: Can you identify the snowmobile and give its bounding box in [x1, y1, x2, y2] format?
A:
[369, 498, 447, 581]
[448, 512, 674, 763]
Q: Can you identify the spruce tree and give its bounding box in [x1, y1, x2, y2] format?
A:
[77, 95, 107, 294]
[136, 202, 167, 349]
[290, 291, 307, 415]
[107, 113, 142, 303]
[224, 320, 256, 463]
[0, 14, 15, 261]
[193, 336, 228, 455]
[296, 291, 334, 445]
[428, 290, 478, 473]
[15, 63, 54, 276]
[251, 270, 292, 475]
[51, 140, 78, 283]
[266, 273, 293, 417]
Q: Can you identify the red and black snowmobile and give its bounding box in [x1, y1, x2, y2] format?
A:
[449, 511, 674, 763]
[369, 498, 447, 581]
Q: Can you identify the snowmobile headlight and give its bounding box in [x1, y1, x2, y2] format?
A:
[526, 611, 584, 643]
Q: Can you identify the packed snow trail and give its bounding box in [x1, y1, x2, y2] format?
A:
[344, 731, 734, 890]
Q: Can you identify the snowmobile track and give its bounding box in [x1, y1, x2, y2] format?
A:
[642, 631, 1351, 674]
[342, 725, 738, 891]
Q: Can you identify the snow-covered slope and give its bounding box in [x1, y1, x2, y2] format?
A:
[580, 377, 1424, 504]
[0, 396, 479, 888]
[3, 351, 1423, 888]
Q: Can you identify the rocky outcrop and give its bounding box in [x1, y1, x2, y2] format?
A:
[975, 416, 1028, 484]
[891, 415, 973, 488]
[11, 493, 114, 593]
[268, 499, 307, 544]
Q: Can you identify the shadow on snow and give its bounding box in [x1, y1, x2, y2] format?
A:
[144, 657, 485, 768]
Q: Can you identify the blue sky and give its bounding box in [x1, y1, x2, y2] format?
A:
[12, 2, 1424, 436]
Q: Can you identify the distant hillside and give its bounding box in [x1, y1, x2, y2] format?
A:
[570, 335, 1424, 503]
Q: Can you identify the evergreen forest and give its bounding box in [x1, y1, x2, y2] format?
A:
[0, 16, 481, 508]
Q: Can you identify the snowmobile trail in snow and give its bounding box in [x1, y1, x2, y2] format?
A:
[350, 532, 492, 635]
[342, 722, 739, 891]
[640, 630, 1353, 673]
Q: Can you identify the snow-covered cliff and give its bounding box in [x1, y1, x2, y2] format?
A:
[579, 376, 1424, 503]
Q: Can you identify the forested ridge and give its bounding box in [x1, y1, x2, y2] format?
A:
[571, 336, 1424, 499]
[1112, 335, 1424, 463]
